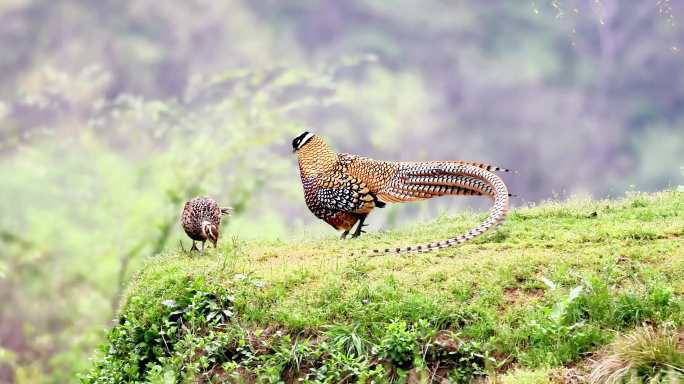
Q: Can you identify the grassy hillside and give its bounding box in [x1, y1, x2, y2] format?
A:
[84, 192, 684, 383]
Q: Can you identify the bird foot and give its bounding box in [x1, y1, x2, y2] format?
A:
[351, 223, 368, 238]
[340, 231, 350, 240]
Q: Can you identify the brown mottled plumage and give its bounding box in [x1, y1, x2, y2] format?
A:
[292, 132, 511, 254]
[180, 197, 232, 253]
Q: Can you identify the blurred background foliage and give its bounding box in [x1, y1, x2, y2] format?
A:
[0, 0, 682, 382]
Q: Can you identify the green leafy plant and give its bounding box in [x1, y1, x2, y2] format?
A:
[379, 320, 417, 367]
[324, 323, 370, 357]
[519, 279, 606, 366]
[82, 283, 236, 383]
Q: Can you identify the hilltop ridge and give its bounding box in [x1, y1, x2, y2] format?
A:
[84, 191, 684, 383]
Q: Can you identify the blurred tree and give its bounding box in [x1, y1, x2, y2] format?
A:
[0, 64, 333, 382]
[0, 0, 683, 381]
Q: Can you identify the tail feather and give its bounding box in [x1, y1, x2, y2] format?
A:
[408, 161, 513, 174]
[356, 163, 510, 256]
[380, 174, 497, 203]
[456, 161, 512, 173]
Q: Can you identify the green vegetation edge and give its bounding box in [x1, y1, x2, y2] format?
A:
[83, 191, 684, 383]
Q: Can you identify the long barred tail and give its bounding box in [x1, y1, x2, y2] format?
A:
[452, 161, 513, 173]
[357, 163, 510, 256]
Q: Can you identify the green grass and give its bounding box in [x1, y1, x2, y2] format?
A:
[83, 191, 684, 383]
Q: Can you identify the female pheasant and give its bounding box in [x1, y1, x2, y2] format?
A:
[292, 132, 511, 254]
[180, 197, 232, 253]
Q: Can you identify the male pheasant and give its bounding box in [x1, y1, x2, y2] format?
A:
[180, 197, 232, 253]
[292, 132, 511, 254]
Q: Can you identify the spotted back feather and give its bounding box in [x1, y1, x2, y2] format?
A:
[180, 197, 229, 244]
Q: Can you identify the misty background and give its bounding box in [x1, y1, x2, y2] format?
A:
[0, 0, 682, 382]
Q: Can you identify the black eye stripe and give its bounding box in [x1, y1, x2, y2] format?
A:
[292, 131, 313, 150]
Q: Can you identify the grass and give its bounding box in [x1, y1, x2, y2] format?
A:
[499, 368, 551, 384]
[589, 325, 683, 383]
[83, 191, 684, 383]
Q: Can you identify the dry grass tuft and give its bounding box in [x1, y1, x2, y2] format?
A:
[589, 325, 683, 384]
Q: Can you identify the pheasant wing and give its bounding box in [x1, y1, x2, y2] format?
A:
[315, 175, 377, 214]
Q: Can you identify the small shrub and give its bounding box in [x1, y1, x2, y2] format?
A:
[380, 321, 417, 367]
[82, 282, 236, 383]
[306, 341, 385, 382]
[446, 339, 492, 383]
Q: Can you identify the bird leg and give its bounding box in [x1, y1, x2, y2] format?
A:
[340, 230, 350, 240]
[351, 215, 368, 238]
[190, 241, 199, 252]
[200, 241, 205, 254]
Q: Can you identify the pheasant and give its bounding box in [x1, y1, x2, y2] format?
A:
[292, 131, 511, 254]
[180, 197, 232, 253]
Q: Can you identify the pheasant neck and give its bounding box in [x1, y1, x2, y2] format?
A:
[296, 137, 338, 178]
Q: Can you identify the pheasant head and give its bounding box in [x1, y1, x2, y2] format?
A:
[292, 131, 338, 178]
[201, 221, 219, 247]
